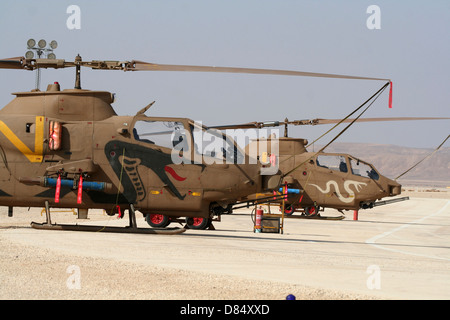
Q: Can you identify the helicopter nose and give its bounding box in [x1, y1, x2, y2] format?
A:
[388, 181, 402, 196]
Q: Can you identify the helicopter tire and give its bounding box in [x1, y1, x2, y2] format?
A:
[185, 217, 212, 230]
[304, 206, 319, 217]
[283, 204, 295, 216]
[145, 213, 171, 228]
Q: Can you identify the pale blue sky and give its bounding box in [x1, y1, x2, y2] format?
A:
[1, 0, 449, 148]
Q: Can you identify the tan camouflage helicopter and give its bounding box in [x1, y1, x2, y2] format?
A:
[0, 54, 447, 232]
[213, 115, 448, 220]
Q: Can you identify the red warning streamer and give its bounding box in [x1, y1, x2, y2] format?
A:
[55, 175, 61, 203]
[77, 176, 83, 204]
[389, 81, 393, 108]
[284, 182, 288, 200]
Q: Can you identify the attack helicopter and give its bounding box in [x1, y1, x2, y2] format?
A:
[212, 106, 449, 218]
[0, 55, 291, 233]
[0, 53, 446, 232]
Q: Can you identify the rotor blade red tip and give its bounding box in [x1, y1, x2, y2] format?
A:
[389, 81, 393, 108]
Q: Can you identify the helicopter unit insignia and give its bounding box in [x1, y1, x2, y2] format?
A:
[309, 180, 367, 203]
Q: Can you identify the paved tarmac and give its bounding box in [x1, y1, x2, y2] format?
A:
[1, 191, 449, 300]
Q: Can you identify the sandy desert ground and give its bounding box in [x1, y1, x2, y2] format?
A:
[0, 187, 449, 301]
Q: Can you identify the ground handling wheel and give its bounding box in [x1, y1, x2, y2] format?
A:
[304, 206, 319, 217]
[145, 213, 171, 228]
[185, 217, 212, 230]
[283, 204, 296, 216]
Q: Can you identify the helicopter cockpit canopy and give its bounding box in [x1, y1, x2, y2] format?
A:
[315, 154, 380, 180]
[133, 119, 188, 149]
[131, 118, 245, 165]
[349, 157, 380, 180]
[191, 121, 245, 164]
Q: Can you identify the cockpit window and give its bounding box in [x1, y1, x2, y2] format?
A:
[192, 123, 244, 164]
[316, 155, 348, 173]
[349, 158, 379, 180]
[133, 120, 189, 151]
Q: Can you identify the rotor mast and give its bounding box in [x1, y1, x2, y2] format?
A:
[75, 54, 82, 89]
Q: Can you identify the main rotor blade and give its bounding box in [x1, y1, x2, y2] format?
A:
[210, 117, 450, 130]
[0, 57, 25, 69]
[209, 122, 266, 130]
[131, 61, 389, 81]
[289, 117, 450, 126]
[0, 56, 390, 83]
[0, 57, 72, 70]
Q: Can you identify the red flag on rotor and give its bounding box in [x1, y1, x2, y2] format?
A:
[389, 81, 393, 108]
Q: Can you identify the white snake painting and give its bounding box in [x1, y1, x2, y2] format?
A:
[309, 180, 367, 203]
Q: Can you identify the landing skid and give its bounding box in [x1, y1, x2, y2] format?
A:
[286, 214, 345, 220]
[30, 222, 186, 234]
[30, 202, 186, 235]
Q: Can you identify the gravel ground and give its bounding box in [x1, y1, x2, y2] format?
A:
[0, 208, 378, 300]
[0, 229, 372, 300]
[2, 187, 448, 301]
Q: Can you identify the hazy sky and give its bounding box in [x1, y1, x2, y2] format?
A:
[0, 0, 449, 148]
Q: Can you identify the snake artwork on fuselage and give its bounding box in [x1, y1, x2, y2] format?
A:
[105, 140, 194, 203]
[308, 180, 367, 204]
